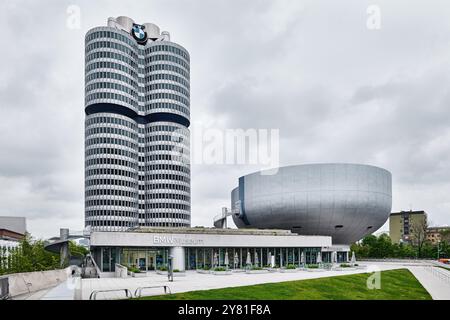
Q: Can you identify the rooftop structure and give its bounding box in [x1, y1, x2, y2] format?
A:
[0, 216, 26, 241]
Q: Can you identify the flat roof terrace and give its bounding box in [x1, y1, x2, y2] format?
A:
[90, 227, 333, 248]
[129, 227, 297, 236]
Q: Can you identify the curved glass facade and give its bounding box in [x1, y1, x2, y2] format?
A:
[85, 21, 191, 231]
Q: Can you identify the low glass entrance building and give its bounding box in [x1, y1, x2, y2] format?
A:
[184, 247, 323, 270]
[89, 227, 350, 274]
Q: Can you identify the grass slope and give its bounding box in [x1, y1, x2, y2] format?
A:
[138, 269, 431, 300]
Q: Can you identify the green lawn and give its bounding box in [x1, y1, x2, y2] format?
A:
[137, 269, 431, 300]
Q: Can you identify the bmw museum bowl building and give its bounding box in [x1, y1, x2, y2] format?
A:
[231, 164, 392, 244]
[84, 17, 392, 275]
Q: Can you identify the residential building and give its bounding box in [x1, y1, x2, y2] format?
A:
[389, 210, 427, 244]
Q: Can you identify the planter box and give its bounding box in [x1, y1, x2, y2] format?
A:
[196, 270, 211, 274]
[156, 270, 168, 275]
[212, 271, 233, 276]
[280, 269, 298, 273]
[354, 265, 367, 270]
[333, 267, 357, 271]
[156, 270, 186, 277]
[306, 268, 326, 272]
[232, 269, 247, 273]
[245, 270, 270, 274]
[131, 272, 147, 278]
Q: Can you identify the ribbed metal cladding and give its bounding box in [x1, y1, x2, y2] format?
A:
[84, 19, 191, 232]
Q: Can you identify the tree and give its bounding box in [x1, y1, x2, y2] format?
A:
[361, 235, 377, 247]
[440, 229, 450, 243]
[409, 215, 429, 258]
[0, 233, 60, 275]
[376, 234, 393, 257]
[351, 233, 442, 259]
[69, 241, 89, 258]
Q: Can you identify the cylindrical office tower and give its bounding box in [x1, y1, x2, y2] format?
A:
[85, 17, 190, 231]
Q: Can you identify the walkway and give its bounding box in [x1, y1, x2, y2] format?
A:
[406, 265, 450, 300]
[14, 287, 55, 300]
[16, 261, 449, 300]
[14, 277, 81, 300]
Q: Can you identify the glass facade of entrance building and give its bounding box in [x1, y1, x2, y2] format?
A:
[93, 246, 349, 272]
[93, 247, 170, 272]
[91, 246, 347, 272]
[185, 247, 322, 270]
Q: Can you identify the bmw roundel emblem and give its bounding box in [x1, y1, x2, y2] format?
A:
[131, 24, 147, 44]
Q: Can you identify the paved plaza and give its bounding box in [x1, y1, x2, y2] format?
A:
[16, 261, 450, 300]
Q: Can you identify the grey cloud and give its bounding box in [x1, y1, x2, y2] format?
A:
[0, 0, 449, 237]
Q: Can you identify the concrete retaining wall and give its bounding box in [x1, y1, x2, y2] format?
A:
[7, 267, 75, 297]
[115, 264, 128, 278]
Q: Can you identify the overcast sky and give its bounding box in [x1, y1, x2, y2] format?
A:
[1, 0, 449, 238]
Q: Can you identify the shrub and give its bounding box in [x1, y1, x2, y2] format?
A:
[128, 267, 141, 273]
[214, 267, 227, 272]
[339, 264, 352, 268]
[251, 266, 263, 270]
[286, 264, 297, 269]
[158, 266, 168, 271]
[307, 264, 319, 269]
[173, 269, 180, 273]
[0, 233, 61, 275]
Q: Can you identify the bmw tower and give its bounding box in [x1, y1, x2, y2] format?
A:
[85, 16, 191, 231]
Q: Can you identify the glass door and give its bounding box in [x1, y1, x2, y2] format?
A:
[147, 251, 156, 271]
[101, 248, 116, 272]
[138, 257, 146, 271]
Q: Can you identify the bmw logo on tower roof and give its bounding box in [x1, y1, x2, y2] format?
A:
[131, 24, 147, 44]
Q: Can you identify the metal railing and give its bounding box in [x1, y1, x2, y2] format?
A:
[89, 288, 133, 300]
[134, 286, 172, 298]
[0, 276, 9, 300]
[424, 266, 450, 285]
[88, 285, 172, 300]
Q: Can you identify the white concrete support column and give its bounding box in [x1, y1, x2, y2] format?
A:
[74, 276, 82, 300]
[203, 249, 206, 267]
[195, 248, 198, 270]
[240, 248, 242, 269]
[169, 247, 186, 271]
